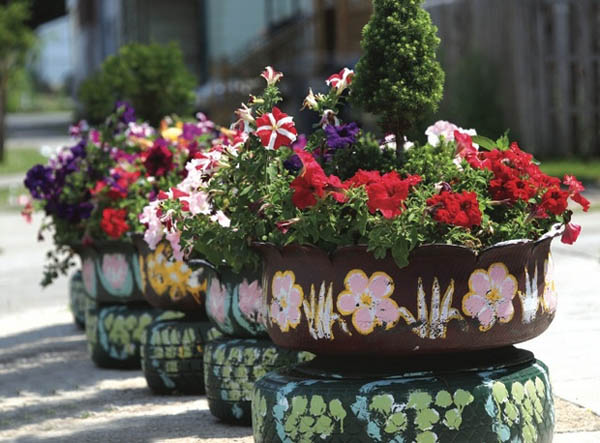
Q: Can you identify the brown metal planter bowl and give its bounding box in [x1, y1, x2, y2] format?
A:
[253, 228, 561, 356]
[133, 235, 214, 314]
[72, 241, 145, 304]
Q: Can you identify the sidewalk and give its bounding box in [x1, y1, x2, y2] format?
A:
[1, 209, 599, 442]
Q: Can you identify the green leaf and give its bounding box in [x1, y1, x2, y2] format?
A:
[298, 415, 315, 434]
[443, 408, 462, 430]
[291, 396, 308, 416]
[384, 412, 407, 433]
[492, 382, 509, 404]
[453, 389, 474, 408]
[511, 382, 525, 404]
[309, 395, 327, 416]
[435, 391, 453, 408]
[328, 399, 347, 423]
[313, 415, 334, 435]
[414, 407, 440, 431]
[391, 238, 409, 268]
[408, 392, 433, 410]
[370, 394, 394, 415]
[471, 135, 497, 151]
[415, 430, 438, 443]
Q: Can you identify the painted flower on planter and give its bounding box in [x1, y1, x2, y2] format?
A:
[462, 263, 518, 331]
[207, 277, 227, 325]
[101, 254, 129, 290]
[255, 107, 297, 151]
[270, 271, 304, 332]
[238, 278, 264, 324]
[542, 255, 557, 314]
[82, 257, 96, 296]
[336, 270, 400, 335]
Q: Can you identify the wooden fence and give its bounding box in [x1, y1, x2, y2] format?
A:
[427, 0, 600, 157]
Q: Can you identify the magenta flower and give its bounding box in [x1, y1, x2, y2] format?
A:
[238, 278, 264, 323]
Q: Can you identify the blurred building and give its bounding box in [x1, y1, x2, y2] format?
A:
[67, 0, 599, 156]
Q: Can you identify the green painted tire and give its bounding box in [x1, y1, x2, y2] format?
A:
[84, 303, 167, 369]
[204, 338, 314, 425]
[252, 348, 555, 443]
[140, 317, 216, 394]
[69, 271, 87, 329]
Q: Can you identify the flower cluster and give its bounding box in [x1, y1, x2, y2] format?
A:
[24, 103, 219, 285]
[427, 191, 482, 228]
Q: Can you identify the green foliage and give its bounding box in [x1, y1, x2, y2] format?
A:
[78, 43, 196, 125]
[0, 1, 35, 78]
[351, 0, 444, 139]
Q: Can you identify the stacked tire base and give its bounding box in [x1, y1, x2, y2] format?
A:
[252, 347, 555, 443]
[85, 302, 173, 369]
[140, 317, 222, 394]
[204, 338, 314, 425]
[69, 271, 87, 329]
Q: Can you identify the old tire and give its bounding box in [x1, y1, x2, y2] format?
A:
[85, 303, 167, 369]
[69, 271, 87, 329]
[140, 317, 216, 394]
[204, 338, 314, 425]
[252, 347, 554, 443]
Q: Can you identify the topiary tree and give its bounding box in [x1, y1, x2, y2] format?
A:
[78, 42, 196, 125]
[351, 0, 445, 150]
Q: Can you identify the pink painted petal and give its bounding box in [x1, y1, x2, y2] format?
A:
[346, 271, 368, 295]
[469, 271, 491, 296]
[477, 306, 495, 328]
[353, 307, 375, 334]
[272, 277, 284, 297]
[275, 309, 288, 328]
[288, 287, 303, 309]
[463, 294, 488, 316]
[270, 302, 280, 321]
[499, 278, 517, 299]
[495, 297, 515, 321]
[489, 264, 508, 284]
[286, 306, 301, 326]
[337, 293, 359, 314]
[375, 298, 400, 324]
[369, 274, 394, 299]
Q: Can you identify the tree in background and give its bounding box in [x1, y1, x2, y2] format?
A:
[351, 0, 444, 156]
[0, 0, 35, 162]
[78, 43, 196, 125]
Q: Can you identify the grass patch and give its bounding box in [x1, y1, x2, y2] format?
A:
[540, 159, 600, 184]
[0, 148, 46, 175]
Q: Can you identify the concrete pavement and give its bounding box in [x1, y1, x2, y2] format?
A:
[0, 208, 599, 442]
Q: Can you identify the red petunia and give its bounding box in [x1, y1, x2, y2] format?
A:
[100, 208, 130, 239]
[344, 169, 381, 188]
[563, 175, 590, 212]
[365, 172, 417, 219]
[255, 107, 297, 150]
[427, 191, 482, 228]
[144, 139, 174, 177]
[290, 151, 347, 209]
[540, 186, 569, 216]
[561, 222, 582, 245]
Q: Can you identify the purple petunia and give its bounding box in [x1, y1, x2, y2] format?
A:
[24, 165, 55, 199]
[116, 101, 136, 125]
[324, 122, 360, 150]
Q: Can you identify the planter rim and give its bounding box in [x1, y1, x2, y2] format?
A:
[253, 223, 564, 259]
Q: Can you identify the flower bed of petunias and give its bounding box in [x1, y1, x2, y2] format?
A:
[141, 67, 588, 273]
[23, 102, 218, 285]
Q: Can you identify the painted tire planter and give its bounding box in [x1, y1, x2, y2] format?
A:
[255, 232, 559, 356]
[140, 316, 216, 394]
[69, 271, 87, 329]
[203, 338, 314, 425]
[74, 242, 145, 305]
[205, 267, 267, 337]
[85, 303, 166, 369]
[133, 236, 214, 313]
[252, 347, 554, 443]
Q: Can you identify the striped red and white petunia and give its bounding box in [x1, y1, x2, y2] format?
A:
[255, 107, 298, 150]
[326, 68, 354, 95]
[260, 66, 283, 86]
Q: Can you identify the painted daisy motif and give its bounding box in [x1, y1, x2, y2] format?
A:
[255, 107, 298, 151]
[270, 271, 304, 332]
[462, 263, 518, 331]
[336, 270, 400, 335]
